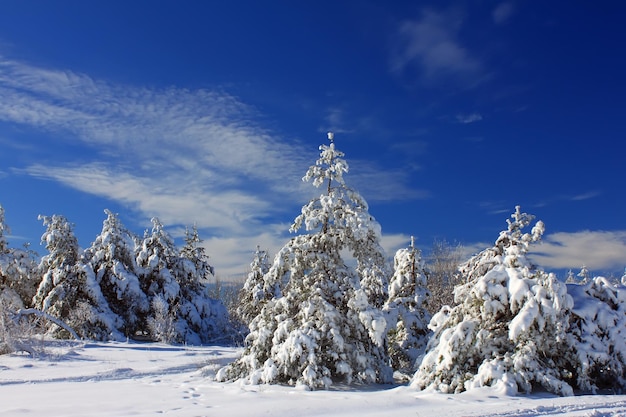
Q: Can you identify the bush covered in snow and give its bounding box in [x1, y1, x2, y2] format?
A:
[568, 277, 626, 392]
[412, 207, 577, 396]
[0, 289, 39, 355]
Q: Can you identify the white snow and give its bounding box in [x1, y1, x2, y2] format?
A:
[2, 340, 626, 417]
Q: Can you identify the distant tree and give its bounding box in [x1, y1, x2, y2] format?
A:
[565, 269, 577, 284]
[34, 214, 122, 340]
[424, 239, 464, 314]
[578, 265, 590, 284]
[384, 237, 431, 377]
[84, 209, 148, 337]
[236, 246, 272, 326]
[412, 207, 577, 396]
[218, 133, 392, 389]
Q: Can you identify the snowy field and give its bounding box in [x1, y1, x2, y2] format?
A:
[2, 341, 626, 417]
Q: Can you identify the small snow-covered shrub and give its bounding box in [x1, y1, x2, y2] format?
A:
[147, 295, 176, 343]
[0, 289, 45, 356]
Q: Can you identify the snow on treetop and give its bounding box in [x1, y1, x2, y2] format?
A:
[302, 134, 348, 188]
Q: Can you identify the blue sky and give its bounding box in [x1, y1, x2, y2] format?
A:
[0, 1, 625, 280]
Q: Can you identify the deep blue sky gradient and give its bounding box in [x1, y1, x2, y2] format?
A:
[0, 1, 624, 279]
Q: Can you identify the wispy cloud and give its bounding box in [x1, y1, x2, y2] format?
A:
[481, 189, 602, 214]
[0, 57, 315, 277]
[347, 159, 430, 202]
[570, 191, 602, 201]
[0, 56, 422, 278]
[0, 57, 308, 177]
[492, 2, 516, 25]
[21, 163, 274, 235]
[456, 113, 483, 124]
[530, 230, 626, 273]
[322, 107, 354, 134]
[390, 8, 483, 86]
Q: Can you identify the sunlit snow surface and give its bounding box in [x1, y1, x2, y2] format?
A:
[1, 341, 626, 417]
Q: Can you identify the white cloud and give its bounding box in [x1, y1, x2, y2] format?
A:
[202, 231, 291, 281]
[391, 8, 482, 85]
[22, 163, 275, 235]
[0, 57, 310, 187]
[380, 233, 413, 257]
[456, 113, 483, 124]
[493, 2, 515, 25]
[0, 56, 425, 278]
[530, 230, 626, 273]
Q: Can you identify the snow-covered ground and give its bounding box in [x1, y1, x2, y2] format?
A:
[2, 341, 626, 416]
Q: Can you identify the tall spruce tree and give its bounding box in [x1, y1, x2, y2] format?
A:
[84, 210, 148, 337]
[384, 237, 431, 376]
[136, 217, 181, 341]
[236, 246, 272, 326]
[217, 133, 392, 389]
[34, 214, 123, 340]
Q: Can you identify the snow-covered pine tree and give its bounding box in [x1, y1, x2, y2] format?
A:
[411, 207, 576, 396]
[180, 225, 215, 281]
[34, 214, 123, 340]
[578, 265, 590, 285]
[0, 205, 40, 354]
[84, 209, 148, 338]
[566, 269, 577, 284]
[0, 205, 39, 308]
[136, 217, 181, 341]
[236, 246, 272, 326]
[384, 237, 431, 377]
[217, 132, 392, 389]
[175, 225, 231, 345]
[568, 277, 626, 392]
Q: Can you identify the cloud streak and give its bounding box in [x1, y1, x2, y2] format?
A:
[456, 113, 483, 124]
[0, 56, 422, 277]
